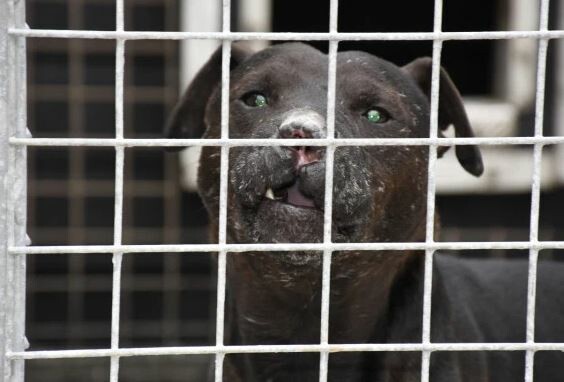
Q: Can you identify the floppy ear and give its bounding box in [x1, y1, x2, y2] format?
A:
[403, 57, 484, 177]
[165, 44, 253, 147]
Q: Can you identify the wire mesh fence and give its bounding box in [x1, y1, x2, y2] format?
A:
[1, 0, 563, 381]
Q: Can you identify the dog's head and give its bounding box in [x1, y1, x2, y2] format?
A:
[166, 43, 483, 246]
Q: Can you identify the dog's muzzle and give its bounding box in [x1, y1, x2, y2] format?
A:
[263, 110, 327, 209]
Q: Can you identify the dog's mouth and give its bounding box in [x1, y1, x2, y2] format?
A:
[263, 146, 322, 209]
[264, 182, 316, 209]
[231, 144, 328, 243]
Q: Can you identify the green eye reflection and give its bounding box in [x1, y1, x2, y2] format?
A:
[365, 108, 388, 124]
[243, 92, 268, 108]
[253, 94, 267, 107]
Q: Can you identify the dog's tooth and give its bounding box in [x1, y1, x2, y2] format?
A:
[265, 188, 275, 200]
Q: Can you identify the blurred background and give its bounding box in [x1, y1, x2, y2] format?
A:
[24, 0, 563, 380]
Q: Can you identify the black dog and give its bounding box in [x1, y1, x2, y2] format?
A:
[166, 43, 564, 381]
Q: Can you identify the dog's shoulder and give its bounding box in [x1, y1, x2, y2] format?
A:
[435, 253, 529, 302]
[432, 254, 564, 380]
[434, 254, 564, 342]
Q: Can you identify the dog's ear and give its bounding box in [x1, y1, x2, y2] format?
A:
[165, 44, 253, 147]
[403, 57, 484, 177]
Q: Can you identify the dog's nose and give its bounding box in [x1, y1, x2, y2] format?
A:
[278, 109, 325, 139]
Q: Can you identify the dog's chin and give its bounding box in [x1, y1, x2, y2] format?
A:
[252, 198, 324, 244]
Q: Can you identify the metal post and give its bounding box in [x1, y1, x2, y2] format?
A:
[1, 0, 28, 381]
[556, 1, 564, 182]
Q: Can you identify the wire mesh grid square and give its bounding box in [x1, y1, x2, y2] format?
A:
[1, 0, 564, 381]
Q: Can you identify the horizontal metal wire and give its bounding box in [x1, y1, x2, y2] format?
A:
[7, 29, 564, 41]
[8, 136, 564, 147]
[8, 241, 564, 255]
[7, 342, 564, 360]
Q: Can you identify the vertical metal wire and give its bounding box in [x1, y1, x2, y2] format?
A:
[214, 1, 232, 381]
[555, 2, 564, 184]
[318, 1, 339, 380]
[109, 0, 126, 381]
[420, 0, 444, 380]
[524, 1, 551, 381]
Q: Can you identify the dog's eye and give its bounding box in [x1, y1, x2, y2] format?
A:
[364, 108, 389, 124]
[242, 92, 268, 108]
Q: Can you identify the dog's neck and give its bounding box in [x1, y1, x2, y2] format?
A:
[223, 248, 422, 346]
[208, 209, 434, 346]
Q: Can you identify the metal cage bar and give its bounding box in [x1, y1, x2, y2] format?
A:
[1, 1, 28, 381]
[109, 0, 126, 380]
[7, 29, 564, 41]
[420, 0, 444, 378]
[213, 1, 233, 380]
[8, 342, 564, 360]
[524, 1, 552, 381]
[318, 0, 339, 380]
[8, 240, 564, 255]
[10, 136, 564, 147]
